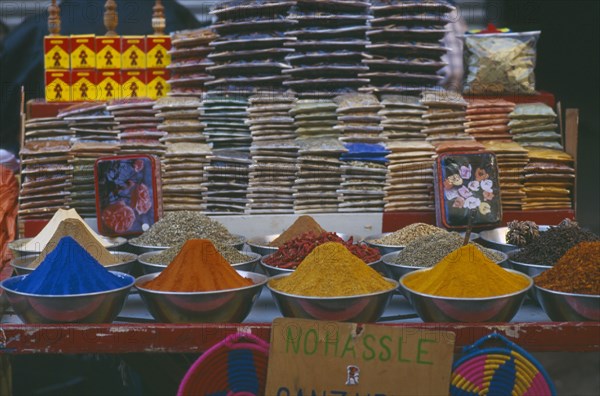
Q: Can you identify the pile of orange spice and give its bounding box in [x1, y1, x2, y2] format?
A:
[535, 241, 600, 295]
[143, 239, 252, 292]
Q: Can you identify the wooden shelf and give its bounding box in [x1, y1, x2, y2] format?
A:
[1, 322, 598, 354]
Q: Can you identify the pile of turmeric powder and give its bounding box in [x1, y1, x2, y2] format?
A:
[269, 242, 395, 297]
[403, 244, 530, 298]
[143, 239, 253, 292]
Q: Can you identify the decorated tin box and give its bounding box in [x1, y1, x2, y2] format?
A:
[95, 155, 162, 236]
[433, 151, 502, 229]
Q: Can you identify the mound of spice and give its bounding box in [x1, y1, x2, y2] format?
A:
[394, 231, 504, 267]
[31, 219, 119, 267]
[371, 223, 445, 246]
[512, 220, 599, 265]
[264, 231, 381, 269]
[403, 244, 530, 298]
[23, 208, 110, 251]
[506, 220, 540, 247]
[145, 240, 251, 265]
[269, 242, 394, 297]
[130, 211, 241, 247]
[534, 242, 600, 295]
[14, 237, 130, 295]
[269, 215, 326, 247]
[143, 239, 253, 292]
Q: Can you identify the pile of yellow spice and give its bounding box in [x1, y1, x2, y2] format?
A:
[402, 244, 530, 298]
[269, 242, 395, 297]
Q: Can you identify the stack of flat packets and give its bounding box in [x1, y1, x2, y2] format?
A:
[58, 103, 120, 217]
[154, 96, 209, 212]
[334, 93, 387, 212]
[420, 90, 473, 146]
[508, 103, 563, 150]
[384, 141, 436, 211]
[465, 99, 515, 142]
[522, 147, 574, 210]
[108, 98, 165, 156]
[168, 29, 216, 97]
[19, 117, 72, 219]
[482, 140, 528, 211]
[378, 95, 427, 141]
[285, 0, 370, 97]
[207, 1, 296, 92]
[246, 93, 298, 214]
[363, 0, 453, 96]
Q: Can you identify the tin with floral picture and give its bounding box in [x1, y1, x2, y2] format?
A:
[95, 155, 163, 236]
[433, 151, 502, 229]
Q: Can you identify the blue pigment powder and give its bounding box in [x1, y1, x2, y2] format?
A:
[14, 236, 130, 295]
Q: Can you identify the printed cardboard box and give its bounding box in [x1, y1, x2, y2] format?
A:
[72, 70, 98, 101]
[147, 69, 170, 100]
[96, 36, 122, 69]
[122, 70, 147, 99]
[146, 35, 171, 69]
[45, 70, 72, 102]
[70, 34, 96, 69]
[97, 70, 122, 101]
[44, 36, 70, 70]
[122, 36, 146, 70]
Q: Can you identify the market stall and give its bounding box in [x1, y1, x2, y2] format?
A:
[1, 0, 598, 395]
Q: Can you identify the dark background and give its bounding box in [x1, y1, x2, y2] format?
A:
[495, 0, 600, 232]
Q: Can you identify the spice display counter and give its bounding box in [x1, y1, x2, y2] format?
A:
[2, 291, 599, 354]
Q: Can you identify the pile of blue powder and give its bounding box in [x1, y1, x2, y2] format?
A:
[14, 236, 131, 295]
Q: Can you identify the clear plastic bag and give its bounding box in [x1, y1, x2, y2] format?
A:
[463, 31, 541, 95]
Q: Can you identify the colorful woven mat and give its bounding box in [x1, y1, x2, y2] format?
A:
[451, 333, 556, 396]
[177, 332, 269, 396]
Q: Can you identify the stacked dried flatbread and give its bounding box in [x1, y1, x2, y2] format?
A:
[207, 1, 296, 92]
[19, 117, 72, 219]
[204, 150, 252, 214]
[522, 147, 574, 210]
[362, 0, 454, 96]
[284, 0, 370, 97]
[482, 140, 528, 211]
[201, 94, 251, 150]
[384, 141, 436, 211]
[108, 98, 165, 156]
[334, 93, 384, 143]
[294, 137, 347, 213]
[339, 146, 388, 212]
[509, 103, 563, 150]
[378, 95, 427, 141]
[58, 103, 120, 217]
[420, 90, 473, 146]
[465, 98, 515, 142]
[168, 29, 216, 97]
[246, 93, 298, 214]
[154, 96, 209, 212]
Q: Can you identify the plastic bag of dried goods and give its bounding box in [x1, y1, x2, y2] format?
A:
[463, 31, 541, 95]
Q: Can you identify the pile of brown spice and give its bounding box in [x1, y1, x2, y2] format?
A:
[534, 242, 600, 295]
[269, 215, 326, 247]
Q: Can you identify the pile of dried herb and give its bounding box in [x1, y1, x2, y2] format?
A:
[394, 231, 505, 267]
[130, 212, 241, 247]
[145, 240, 251, 265]
[512, 220, 599, 265]
[371, 223, 445, 246]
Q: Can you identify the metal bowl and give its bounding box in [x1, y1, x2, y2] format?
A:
[247, 233, 352, 257]
[259, 253, 380, 277]
[8, 236, 127, 258]
[0, 271, 135, 324]
[508, 250, 552, 278]
[10, 251, 138, 275]
[128, 234, 246, 255]
[381, 252, 420, 280]
[479, 226, 550, 253]
[399, 268, 532, 322]
[534, 284, 600, 321]
[138, 251, 261, 274]
[362, 233, 405, 255]
[267, 274, 398, 322]
[135, 271, 267, 323]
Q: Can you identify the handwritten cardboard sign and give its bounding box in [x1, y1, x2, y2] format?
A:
[266, 318, 455, 395]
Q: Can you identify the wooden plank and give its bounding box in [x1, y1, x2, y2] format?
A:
[1, 322, 598, 354]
